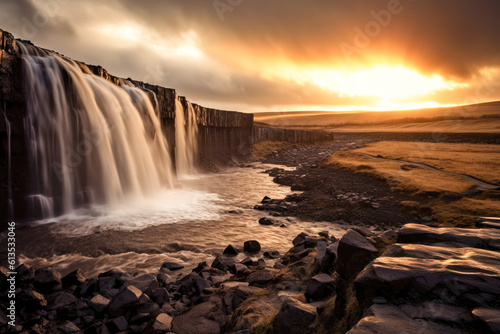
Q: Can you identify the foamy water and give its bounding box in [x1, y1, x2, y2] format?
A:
[4, 164, 350, 278]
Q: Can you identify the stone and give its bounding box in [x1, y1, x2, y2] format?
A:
[472, 308, 500, 333]
[336, 229, 378, 280]
[20, 290, 48, 309]
[273, 298, 317, 334]
[50, 292, 79, 310]
[292, 232, 309, 246]
[150, 288, 170, 305]
[305, 274, 336, 301]
[234, 263, 248, 276]
[244, 240, 261, 253]
[79, 278, 98, 297]
[62, 269, 86, 287]
[130, 312, 151, 324]
[240, 257, 253, 266]
[347, 304, 461, 334]
[126, 274, 159, 294]
[397, 223, 500, 250]
[178, 273, 209, 295]
[223, 244, 239, 256]
[247, 269, 276, 285]
[231, 285, 262, 309]
[172, 296, 224, 334]
[211, 255, 235, 272]
[58, 321, 81, 333]
[34, 268, 62, 291]
[161, 262, 184, 271]
[259, 217, 274, 225]
[261, 196, 271, 203]
[88, 294, 110, 313]
[98, 276, 116, 291]
[106, 316, 128, 332]
[107, 285, 143, 316]
[314, 239, 336, 273]
[144, 313, 173, 334]
[476, 217, 500, 230]
[420, 301, 473, 324]
[352, 226, 374, 238]
[17, 264, 35, 281]
[263, 251, 280, 259]
[355, 243, 500, 308]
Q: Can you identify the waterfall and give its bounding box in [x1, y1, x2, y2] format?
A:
[2, 103, 13, 220]
[175, 99, 198, 177]
[19, 42, 176, 219]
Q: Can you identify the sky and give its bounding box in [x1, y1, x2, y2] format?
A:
[1, 0, 500, 112]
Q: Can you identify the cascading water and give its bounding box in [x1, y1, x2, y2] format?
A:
[175, 99, 198, 177]
[19, 42, 176, 219]
[2, 102, 13, 220]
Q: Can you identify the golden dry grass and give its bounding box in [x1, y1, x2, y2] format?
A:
[323, 141, 500, 227]
[322, 150, 476, 194]
[354, 141, 500, 185]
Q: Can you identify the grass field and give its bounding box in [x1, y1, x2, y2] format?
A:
[322, 141, 500, 226]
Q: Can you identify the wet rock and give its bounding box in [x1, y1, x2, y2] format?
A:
[178, 273, 209, 295]
[305, 274, 336, 302]
[347, 304, 461, 334]
[318, 231, 329, 238]
[336, 229, 378, 280]
[58, 320, 81, 333]
[62, 269, 86, 287]
[34, 268, 62, 292]
[172, 296, 224, 334]
[314, 240, 336, 274]
[476, 217, 500, 229]
[88, 294, 110, 313]
[231, 285, 262, 310]
[397, 223, 500, 250]
[211, 255, 235, 272]
[150, 287, 170, 305]
[127, 274, 159, 294]
[17, 264, 35, 282]
[234, 263, 248, 276]
[273, 297, 317, 334]
[261, 196, 271, 203]
[223, 244, 239, 256]
[263, 251, 280, 259]
[79, 278, 99, 297]
[247, 269, 276, 285]
[98, 276, 116, 291]
[259, 217, 274, 225]
[355, 243, 500, 308]
[472, 308, 500, 333]
[20, 290, 48, 310]
[240, 257, 253, 267]
[243, 240, 261, 253]
[50, 292, 79, 310]
[292, 232, 309, 246]
[108, 285, 143, 316]
[106, 316, 128, 332]
[130, 312, 150, 325]
[161, 262, 184, 271]
[144, 313, 173, 334]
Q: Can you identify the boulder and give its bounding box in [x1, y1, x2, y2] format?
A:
[355, 244, 500, 308]
[314, 240, 336, 273]
[336, 230, 378, 280]
[107, 285, 143, 316]
[247, 269, 276, 285]
[50, 292, 79, 310]
[244, 240, 261, 253]
[223, 244, 239, 256]
[58, 320, 81, 334]
[472, 308, 500, 333]
[292, 232, 309, 246]
[126, 274, 159, 294]
[305, 274, 336, 301]
[211, 255, 235, 272]
[20, 290, 48, 310]
[150, 287, 170, 305]
[273, 298, 317, 334]
[263, 251, 280, 259]
[106, 316, 128, 332]
[145, 313, 173, 334]
[161, 262, 184, 271]
[88, 294, 110, 313]
[397, 223, 500, 250]
[231, 285, 262, 310]
[476, 217, 500, 230]
[172, 296, 224, 334]
[34, 268, 62, 292]
[17, 263, 35, 281]
[347, 304, 461, 334]
[62, 269, 86, 287]
[259, 217, 274, 225]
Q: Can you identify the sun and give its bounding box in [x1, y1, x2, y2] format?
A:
[336, 66, 451, 99]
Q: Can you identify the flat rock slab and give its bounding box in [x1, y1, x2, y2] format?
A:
[355, 243, 500, 308]
[472, 308, 500, 333]
[346, 304, 462, 334]
[477, 217, 500, 230]
[397, 223, 500, 250]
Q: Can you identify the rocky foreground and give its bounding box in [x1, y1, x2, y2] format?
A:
[1, 217, 500, 334]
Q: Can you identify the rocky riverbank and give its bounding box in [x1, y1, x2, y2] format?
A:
[2, 220, 499, 334]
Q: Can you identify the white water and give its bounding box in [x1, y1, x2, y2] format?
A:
[175, 99, 198, 177]
[2, 102, 13, 220]
[19, 43, 176, 219]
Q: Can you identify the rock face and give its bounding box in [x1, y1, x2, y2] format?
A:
[273, 298, 317, 334]
[336, 229, 378, 280]
[352, 223, 500, 333]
